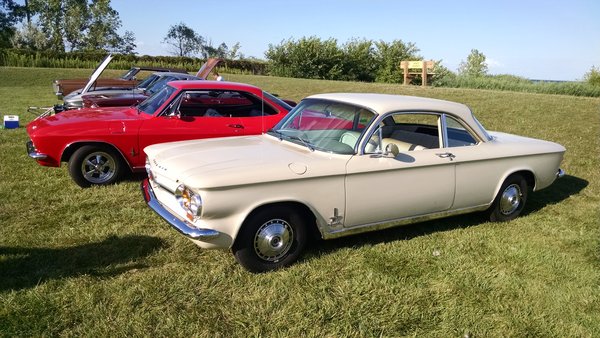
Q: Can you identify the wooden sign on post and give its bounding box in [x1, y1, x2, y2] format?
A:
[400, 60, 436, 86]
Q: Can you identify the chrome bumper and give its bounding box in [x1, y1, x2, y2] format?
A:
[26, 140, 48, 160]
[557, 168, 565, 179]
[141, 179, 220, 240]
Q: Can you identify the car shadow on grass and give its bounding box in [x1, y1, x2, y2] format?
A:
[0, 235, 166, 292]
[522, 174, 588, 216]
[307, 174, 588, 260]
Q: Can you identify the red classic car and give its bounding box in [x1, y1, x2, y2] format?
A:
[27, 81, 293, 187]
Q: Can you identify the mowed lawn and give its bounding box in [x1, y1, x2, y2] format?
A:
[0, 67, 599, 337]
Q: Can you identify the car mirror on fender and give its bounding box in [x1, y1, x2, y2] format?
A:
[384, 143, 399, 157]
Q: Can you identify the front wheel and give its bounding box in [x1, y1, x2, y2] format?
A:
[68, 145, 124, 188]
[233, 206, 307, 273]
[487, 174, 528, 222]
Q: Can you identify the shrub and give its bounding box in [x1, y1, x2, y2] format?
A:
[583, 66, 600, 86]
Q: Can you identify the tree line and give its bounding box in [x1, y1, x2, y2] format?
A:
[1, 1, 598, 89]
[264, 37, 490, 84]
[0, 1, 241, 58]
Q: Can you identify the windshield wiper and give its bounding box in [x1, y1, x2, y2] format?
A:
[269, 129, 284, 141]
[288, 134, 315, 151]
[268, 130, 314, 151]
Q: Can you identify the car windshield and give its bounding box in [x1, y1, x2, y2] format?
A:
[263, 91, 293, 111]
[120, 67, 138, 80]
[144, 76, 177, 95]
[137, 85, 177, 115]
[472, 113, 493, 141]
[135, 74, 159, 89]
[269, 98, 376, 154]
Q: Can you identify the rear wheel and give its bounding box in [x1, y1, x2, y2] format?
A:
[233, 206, 307, 273]
[487, 174, 528, 222]
[68, 145, 124, 188]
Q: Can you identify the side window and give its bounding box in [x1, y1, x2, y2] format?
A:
[365, 113, 441, 153]
[445, 116, 478, 147]
[177, 90, 277, 117]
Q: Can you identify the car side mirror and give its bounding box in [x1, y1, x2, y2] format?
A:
[384, 143, 399, 157]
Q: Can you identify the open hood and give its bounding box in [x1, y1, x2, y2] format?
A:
[195, 58, 223, 79]
[81, 53, 114, 95]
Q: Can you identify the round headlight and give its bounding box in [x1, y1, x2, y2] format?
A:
[175, 184, 202, 219]
[175, 184, 190, 208]
[189, 194, 203, 216]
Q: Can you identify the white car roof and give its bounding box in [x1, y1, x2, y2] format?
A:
[307, 93, 470, 116]
[306, 93, 489, 141]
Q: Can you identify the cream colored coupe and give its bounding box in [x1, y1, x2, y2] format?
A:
[142, 93, 565, 272]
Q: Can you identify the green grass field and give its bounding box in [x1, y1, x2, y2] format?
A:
[0, 67, 599, 337]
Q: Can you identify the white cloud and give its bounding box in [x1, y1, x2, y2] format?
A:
[486, 58, 504, 69]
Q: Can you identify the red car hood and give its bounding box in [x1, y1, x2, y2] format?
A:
[27, 106, 144, 132]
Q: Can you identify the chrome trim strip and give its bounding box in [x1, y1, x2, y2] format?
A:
[26, 141, 48, 160]
[28, 151, 48, 160]
[322, 204, 489, 240]
[141, 179, 220, 240]
[440, 113, 449, 148]
[557, 168, 565, 178]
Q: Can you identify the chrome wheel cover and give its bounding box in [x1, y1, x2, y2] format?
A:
[500, 184, 522, 215]
[253, 219, 294, 262]
[81, 151, 116, 184]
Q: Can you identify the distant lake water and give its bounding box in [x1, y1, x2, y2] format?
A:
[530, 79, 572, 83]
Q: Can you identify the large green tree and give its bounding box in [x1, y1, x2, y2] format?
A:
[63, 0, 89, 51]
[16, 0, 134, 53]
[114, 29, 136, 54]
[84, 0, 121, 51]
[202, 41, 229, 59]
[341, 38, 377, 82]
[162, 22, 203, 57]
[0, 0, 25, 47]
[583, 66, 600, 86]
[10, 21, 48, 49]
[29, 0, 65, 51]
[373, 39, 420, 83]
[458, 49, 488, 77]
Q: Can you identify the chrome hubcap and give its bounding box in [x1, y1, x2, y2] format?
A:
[500, 184, 522, 215]
[81, 151, 116, 184]
[254, 219, 293, 262]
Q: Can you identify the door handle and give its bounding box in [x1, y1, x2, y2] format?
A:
[436, 152, 455, 161]
[228, 124, 244, 129]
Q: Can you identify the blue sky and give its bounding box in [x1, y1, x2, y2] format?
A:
[112, 0, 599, 81]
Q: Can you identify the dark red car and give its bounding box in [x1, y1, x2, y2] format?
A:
[52, 53, 189, 99]
[27, 81, 293, 187]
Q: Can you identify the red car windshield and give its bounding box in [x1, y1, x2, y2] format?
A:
[137, 85, 177, 115]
